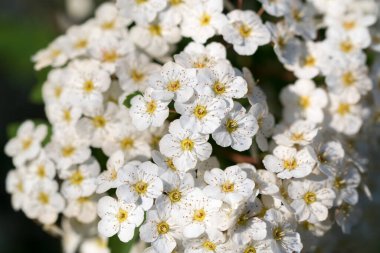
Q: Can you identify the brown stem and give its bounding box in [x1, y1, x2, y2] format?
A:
[257, 7, 265, 16]
[237, 0, 244, 9]
[219, 148, 261, 166]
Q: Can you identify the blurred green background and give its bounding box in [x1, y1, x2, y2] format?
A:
[0, 1, 379, 253]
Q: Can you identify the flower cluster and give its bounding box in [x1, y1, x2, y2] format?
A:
[4, 0, 380, 253]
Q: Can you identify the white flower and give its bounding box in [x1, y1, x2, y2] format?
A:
[130, 16, 181, 58]
[326, 56, 372, 103]
[64, 195, 98, 224]
[32, 36, 69, 70]
[23, 180, 65, 225]
[181, 0, 227, 43]
[313, 139, 345, 177]
[6, 167, 28, 211]
[139, 208, 182, 253]
[96, 151, 125, 194]
[280, 79, 328, 124]
[258, 0, 290, 17]
[42, 68, 66, 105]
[197, 61, 248, 102]
[288, 180, 336, 223]
[273, 120, 319, 147]
[116, 52, 160, 94]
[264, 208, 303, 253]
[129, 88, 170, 130]
[80, 237, 110, 253]
[177, 86, 228, 134]
[62, 59, 111, 115]
[183, 234, 227, 253]
[46, 128, 91, 170]
[60, 158, 100, 199]
[203, 165, 255, 208]
[93, 2, 131, 35]
[26, 152, 56, 186]
[97, 196, 144, 242]
[46, 103, 82, 129]
[66, 22, 95, 59]
[328, 94, 364, 135]
[222, 10, 270, 55]
[156, 172, 195, 213]
[284, 1, 316, 40]
[116, 161, 163, 210]
[149, 61, 197, 103]
[328, 165, 361, 206]
[180, 188, 223, 239]
[263, 145, 317, 179]
[159, 120, 212, 170]
[5, 120, 47, 167]
[88, 35, 133, 73]
[174, 42, 227, 70]
[212, 102, 258, 151]
[249, 103, 275, 151]
[116, 0, 167, 25]
[335, 203, 361, 234]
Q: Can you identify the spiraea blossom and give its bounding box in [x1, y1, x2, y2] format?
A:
[4, 0, 379, 253]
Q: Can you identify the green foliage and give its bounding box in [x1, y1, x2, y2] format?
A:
[123, 91, 143, 108]
[108, 228, 140, 253]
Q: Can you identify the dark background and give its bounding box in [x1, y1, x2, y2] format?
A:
[0, 1, 379, 253]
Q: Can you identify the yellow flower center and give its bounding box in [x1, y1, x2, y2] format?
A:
[239, 24, 252, 38]
[54, 86, 62, 98]
[200, 13, 211, 26]
[226, 119, 239, 133]
[303, 55, 316, 67]
[334, 177, 346, 189]
[70, 170, 84, 185]
[165, 158, 177, 171]
[83, 80, 95, 93]
[120, 137, 134, 150]
[203, 241, 216, 251]
[22, 138, 32, 150]
[63, 109, 72, 122]
[38, 192, 50, 205]
[131, 69, 145, 82]
[157, 221, 170, 234]
[342, 71, 356, 86]
[304, 191, 317, 204]
[337, 103, 350, 116]
[340, 40, 353, 53]
[181, 138, 194, 151]
[134, 181, 148, 195]
[167, 80, 181, 92]
[221, 181, 235, 193]
[273, 227, 285, 240]
[61, 145, 76, 157]
[102, 50, 119, 62]
[101, 20, 115, 30]
[92, 116, 107, 128]
[50, 49, 61, 59]
[194, 105, 207, 119]
[237, 214, 249, 226]
[149, 25, 162, 36]
[283, 158, 297, 170]
[77, 196, 89, 203]
[291, 132, 304, 142]
[74, 39, 88, 49]
[244, 246, 257, 253]
[213, 81, 226, 95]
[117, 208, 128, 223]
[169, 0, 182, 5]
[299, 95, 310, 109]
[193, 209, 206, 222]
[37, 165, 46, 178]
[146, 101, 157, 114]
[168, 189, 182, 203]
[343, 20, 356, 31]
[135, 0, 147, 4]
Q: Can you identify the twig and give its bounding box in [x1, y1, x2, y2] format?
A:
[257, 7, 265, 16]
[224, 0, 235, 11]
[237, 0, 244, 9]
[218, 148, 261, 166]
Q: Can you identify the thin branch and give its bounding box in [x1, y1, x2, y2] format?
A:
[224, 0, 235, 11]
[219, 148, 261, 166]
[257, 7, 265, 16]
[237, 0, 244, 9]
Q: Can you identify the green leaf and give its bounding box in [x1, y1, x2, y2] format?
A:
[109, 228, 140, 253]
[6, 122, 21, 139]
[123, 91, 142, 108]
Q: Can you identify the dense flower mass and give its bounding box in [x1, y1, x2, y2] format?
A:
[4, 0, 380, 252]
